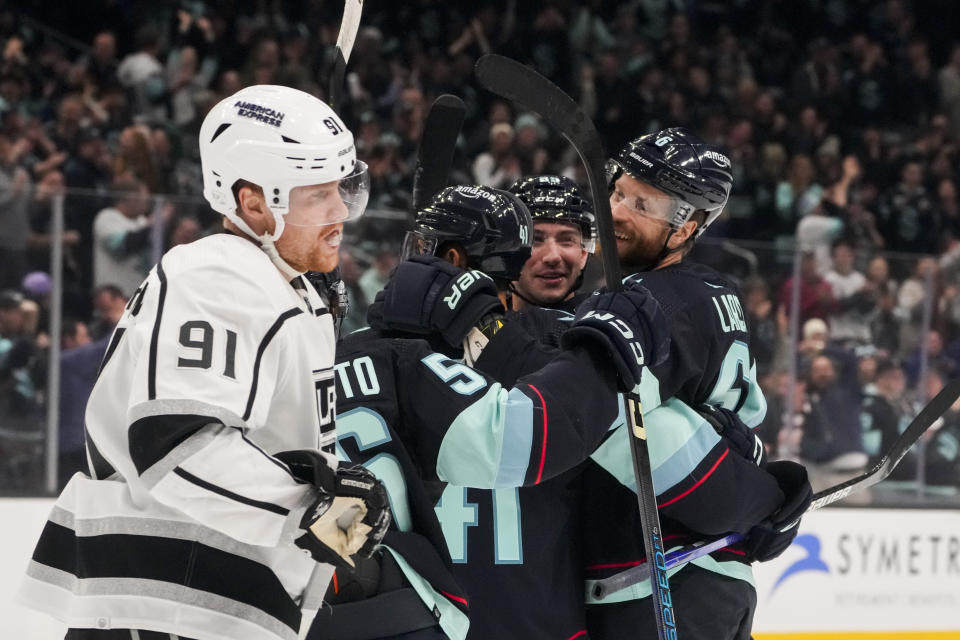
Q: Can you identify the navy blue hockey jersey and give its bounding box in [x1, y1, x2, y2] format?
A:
[327, 311, 624, 638]
[580, 262, 783, 606]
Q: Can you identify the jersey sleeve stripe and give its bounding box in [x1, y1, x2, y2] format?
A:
[493, 387, 534, 488]
[242, 308, 304, 421]
[651, 417, 723, 493]
[129, 413, 225, 476]
[95, 327, 126, 378]
[657, 447, 730, 508]
[147, 260, 168, 400]
[525, 383, 549, 484]
[172, 466, 291, 516]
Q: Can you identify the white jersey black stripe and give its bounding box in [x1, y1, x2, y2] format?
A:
[19, 235, 340, 640]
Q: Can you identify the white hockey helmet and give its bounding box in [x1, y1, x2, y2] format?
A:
[199, 84, 369, 242]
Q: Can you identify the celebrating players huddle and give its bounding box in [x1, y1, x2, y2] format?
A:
[19, 85, 811, 640]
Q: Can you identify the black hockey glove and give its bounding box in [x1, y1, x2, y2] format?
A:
[699, 404, 767, 467]
[381, 255, 504, 348]
[275, 450, 391, 571]
[561, 282, 670, 391]
[743, 460, 813, 562]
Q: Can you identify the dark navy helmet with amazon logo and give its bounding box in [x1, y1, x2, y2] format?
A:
[401, 184, 533, 281]
[606, 127, 732, 239]
[509, 175, 597, 252]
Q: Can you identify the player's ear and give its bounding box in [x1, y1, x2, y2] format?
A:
[668, 219, 698, 250]
[236, 183, 273, 235]
[441, 246, 470, 270]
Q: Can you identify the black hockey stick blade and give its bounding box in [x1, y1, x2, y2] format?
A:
[412, 94, 465, 212]
[592, 376, 960, 600]
[476, 53, 678, 640]
[474, 54, 621, 287]
[328, 0, 364, 111]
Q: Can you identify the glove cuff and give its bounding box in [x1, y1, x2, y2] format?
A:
[562, 324, 638, 391]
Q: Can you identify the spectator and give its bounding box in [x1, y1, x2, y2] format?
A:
[744, 276, 780, 376]
[865, 255, 902, 354]
[937, 43, 960, 138]
[0, 289, 42, 430]
[824, 238, 871, 346]
[58, 319, 108, 490]
[778, 251, 836, 326]
[358, 249, 399, 308]
[116, 24, 165, 122]
[92, 173, 152, 297]
[925, 369, 960, 488]
[776, 153, 823, 233]
[904, 329, 958, 387]
[89, 283, 128, 340]
[473, 122, 521, 189]
[799, 353, 867, 471]
[860, 358, 916, 480]
[877, 160, 938, 254]
[0, 129, 32, 290]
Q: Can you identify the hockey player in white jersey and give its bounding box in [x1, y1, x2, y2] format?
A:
[19, 85, 390, 640]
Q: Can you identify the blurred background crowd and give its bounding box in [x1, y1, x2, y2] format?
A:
[0, 0, 958, 499]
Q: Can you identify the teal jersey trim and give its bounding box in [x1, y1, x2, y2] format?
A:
[381, 545, 470, 640]
[590, 396, 720, 495]
[436, 384, 534, 488]
[495, 388, 535, 487]
[740, 361, 767, 427]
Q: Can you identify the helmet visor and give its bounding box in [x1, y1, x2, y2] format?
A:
[284, 161, 370, 227]
[610, 181, 689, 228]
[400, 230, 439, 261]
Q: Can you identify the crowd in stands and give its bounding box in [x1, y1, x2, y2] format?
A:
[1, 0, 959, 494]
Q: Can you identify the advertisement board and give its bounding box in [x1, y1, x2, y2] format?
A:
[753, 508, 960, 636]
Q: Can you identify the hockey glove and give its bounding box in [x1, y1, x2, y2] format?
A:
[275, 450, 391, 571]
[743, 460, 813, 562]
[699, 404, 767, 467]
[381, 255, 504, 348]
[561, 282, 670, 391]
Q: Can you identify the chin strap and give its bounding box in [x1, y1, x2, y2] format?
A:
[626, 228, 686, 274]
[259, 232, 305, 281]
[507, 270, 585, 310]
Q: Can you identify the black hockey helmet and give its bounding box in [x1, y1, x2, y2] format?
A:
[606, 127, 732, 239]
[509, 175, 597, 253]
[402, 184, 534, 281]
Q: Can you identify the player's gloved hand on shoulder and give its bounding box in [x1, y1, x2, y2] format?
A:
[699, 404, 766, 467]
[381, 255, 504, 348]
[743, 460, 813, 562]
[275, 450, 391, 571]
[561, 280, 670, 391]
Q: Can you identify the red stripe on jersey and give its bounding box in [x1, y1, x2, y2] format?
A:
[720, 546, 746, 556]
[658, 447, 731, 508]
[441, 590, 468, 607]
[567, 632, 588, 640]
[526, 384, 548, 484]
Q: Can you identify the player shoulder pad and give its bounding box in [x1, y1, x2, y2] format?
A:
[161, 235, 304, 314]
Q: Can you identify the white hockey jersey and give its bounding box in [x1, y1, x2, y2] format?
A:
[20, 234, 339, 640]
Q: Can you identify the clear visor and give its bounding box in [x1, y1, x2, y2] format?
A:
[400, 230, 438, 260]
[284, 160, 370, 227]
[610, 183, 688, 228]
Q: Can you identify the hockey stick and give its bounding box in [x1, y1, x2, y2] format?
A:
[412, 94, 466, 212]
[591, 376, 960, 600]
[328, 0, 364, 111]
[475, 53, 678, 640]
